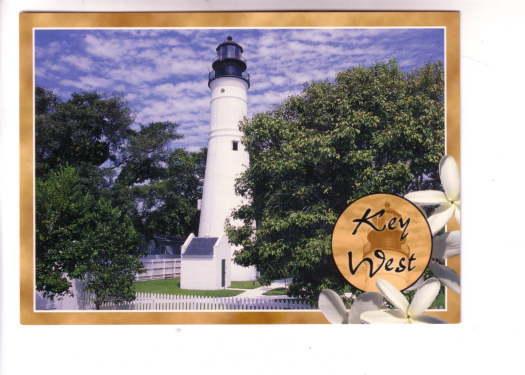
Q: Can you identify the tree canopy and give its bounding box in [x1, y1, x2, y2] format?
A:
[119, 148, 205, 240]
[36, 166, 142, 308]
[35, 87, 134, 178]
[35, 87, 204, 303]
[227, 61, 444, 300]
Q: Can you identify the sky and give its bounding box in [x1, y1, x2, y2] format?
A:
[35, 28, 444, 151]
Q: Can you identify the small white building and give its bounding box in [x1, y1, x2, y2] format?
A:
[180, 234, 231, 290]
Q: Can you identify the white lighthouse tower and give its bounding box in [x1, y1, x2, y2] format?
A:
[180, 36, 256, 289]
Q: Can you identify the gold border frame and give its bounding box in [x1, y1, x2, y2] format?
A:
[20, 11, 460, 324]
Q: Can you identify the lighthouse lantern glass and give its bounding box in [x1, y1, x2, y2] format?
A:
[217, 44, 244, 61]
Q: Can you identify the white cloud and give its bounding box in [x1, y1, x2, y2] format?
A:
[135, 96, 210, 125]
[135, 49, 160, 60]
[107, 65, 164, 84]
[61, 55, 92, 71]
[152, 80, 206, 98]
[103, 56, 209, 86]
[248, 89, 300, 116]
[60, 75, 113, 90]
[125, 93, 138, 101]
[36, 28, 443, 150]
[84, 34, 162, 60]
[269, 75, 287, 86]
[35, 41, 63, 58]
[85, 34, 125, 59]
[163, 59, 210, 77]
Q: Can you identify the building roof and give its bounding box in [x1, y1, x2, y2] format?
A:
[184, 237, 218, 257]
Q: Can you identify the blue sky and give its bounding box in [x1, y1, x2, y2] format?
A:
[35, 28, 444, 151]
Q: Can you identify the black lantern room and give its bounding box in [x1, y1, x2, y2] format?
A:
[208, 36, 250, 88]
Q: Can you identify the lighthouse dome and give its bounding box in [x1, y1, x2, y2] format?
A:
[209, 36, 250, 87]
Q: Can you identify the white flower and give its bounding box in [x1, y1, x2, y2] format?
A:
[347, 292, 384, 324]
[405, 155, 460, 235]
[433, 230, 461, 260]
[429, 231, 461, 293]
[406, 231, 461, 294]
[360, 279, 444, 324]
[318, 289, 383, 324]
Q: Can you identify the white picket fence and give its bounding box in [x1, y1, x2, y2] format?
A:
[88, 292, 314, 311]
[136, 258, 180, 281]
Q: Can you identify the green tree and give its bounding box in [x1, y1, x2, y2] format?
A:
[35, 88, 204, 303]
[116, 121, 181, 186]
[35, 88, 133, 179]
[36, 166, 142, 307]
[131, 149, 205, 239]
[226, 61, 444, 301]
[76, 198, 142, 309]
[36, 166, 93, 297]
[113, 122, 205, 240]
[35, 87, 203, 243]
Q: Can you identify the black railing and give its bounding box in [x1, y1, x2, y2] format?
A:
[208, 71, 250, 86]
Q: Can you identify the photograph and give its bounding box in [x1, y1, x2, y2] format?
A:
[20, 12, 460, 323]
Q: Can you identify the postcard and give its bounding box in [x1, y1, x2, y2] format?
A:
[20, 11, 460, 324]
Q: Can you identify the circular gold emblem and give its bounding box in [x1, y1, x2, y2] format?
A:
[332, 193, 432, 292]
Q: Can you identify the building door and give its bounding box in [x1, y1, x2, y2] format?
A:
[221, 259, 226, 288]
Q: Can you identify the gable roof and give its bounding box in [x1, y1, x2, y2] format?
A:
[183, 237, 218, 257]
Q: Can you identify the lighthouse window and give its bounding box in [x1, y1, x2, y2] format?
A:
[220, 88, 225, 93]
[232, 141, 239, 151]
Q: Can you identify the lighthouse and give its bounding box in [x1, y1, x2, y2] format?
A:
[180, 36, 257, 290]
[199, 36, 250, 239]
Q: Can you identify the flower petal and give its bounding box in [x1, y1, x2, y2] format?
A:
[429, 262, 460, 294]
[376, 279, 409, 314]
[428, 204, 455, 235]
[433, 231, 461, 260]
[408, 278, 441, 317]
[348, 292, 384, 324]
[318, 289, 349, 324]
[443, 231, 461, 258]
[432, 233, 446, 260]
[360, 309, 408, 324]
[405, 190, 448, 206]
[454, 203, 461, 224]
[412, 315, 446, 324]
[439, 155, 460, 201]
[404, 276, 427, 292]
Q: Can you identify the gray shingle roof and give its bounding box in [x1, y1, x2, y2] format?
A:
[184, 237, 218, 257]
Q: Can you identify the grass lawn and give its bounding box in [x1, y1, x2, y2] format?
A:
[134, 278, 243, 297]
[230, 280, 261, 289]
[263, 287, 288, 296]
